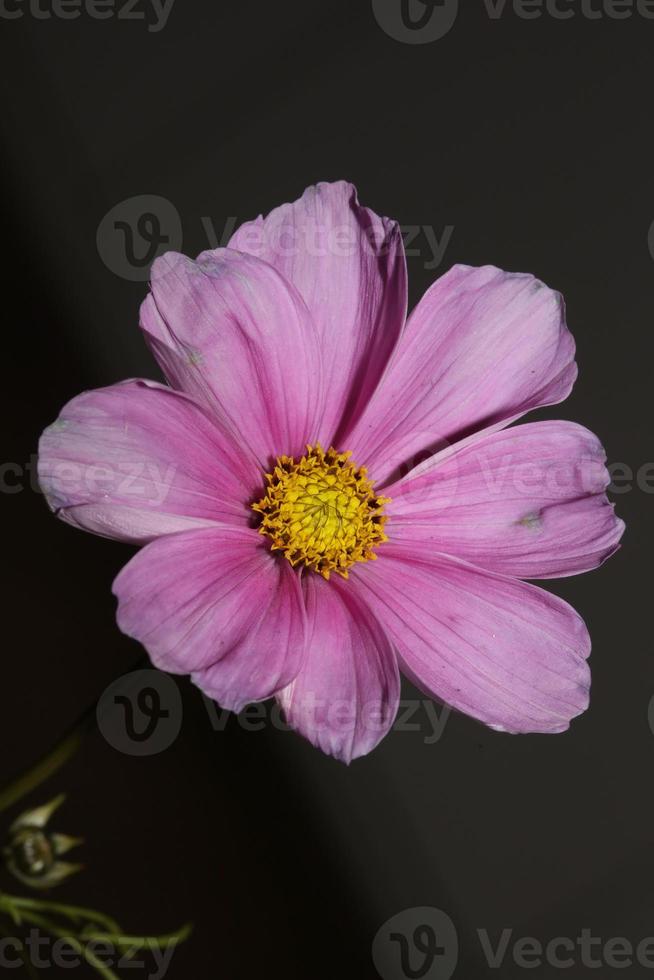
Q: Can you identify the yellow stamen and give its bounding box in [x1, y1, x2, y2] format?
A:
[252, 444, 390, 580]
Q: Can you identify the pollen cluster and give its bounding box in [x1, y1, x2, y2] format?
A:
[252, 445, 390, 580]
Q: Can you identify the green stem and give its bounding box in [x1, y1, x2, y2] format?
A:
[9, 908, 121, 980]
[80, 922, 193, 949]
[0, 893, 191, 974]
[0, 730, 83, 816]
[0, 650, 149, 816]
[0, 894, 121, 935]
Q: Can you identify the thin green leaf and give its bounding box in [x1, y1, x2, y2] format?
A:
[0, 895, 121, 935]
[13, 909, 121, 980]
[0, 732, 82, 816]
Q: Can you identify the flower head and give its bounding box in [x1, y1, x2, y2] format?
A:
[38, 181, 624, 762]
[252, 445, 390, 579]
[3, 794, 83, 889]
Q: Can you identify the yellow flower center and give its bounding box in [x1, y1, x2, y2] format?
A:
[252, 445, 390, 580]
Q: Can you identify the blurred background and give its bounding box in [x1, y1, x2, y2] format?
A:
[1, 1, 652, 976]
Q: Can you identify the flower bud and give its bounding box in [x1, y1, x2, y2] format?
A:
[3, 794, 83, 889]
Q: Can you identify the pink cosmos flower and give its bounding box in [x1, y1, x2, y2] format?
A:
[38, 181, 624, 762]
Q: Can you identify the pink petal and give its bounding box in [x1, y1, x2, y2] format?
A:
[141, 248, 324, 466]
[346, 264, 577, 486]
[277, 574, 400, 763]
[386, 420, 624, 578]
[229, 181, 407, 445]
[38, 380, 260, 543]
[113, 526, 306, 712]
[353, 544, 591, 733]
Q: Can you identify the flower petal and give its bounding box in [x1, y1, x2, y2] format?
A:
[229, 181, 407, 444]
[38, 380, 261, 543]
[386, 420, 624, 578]
[346, 264, 577, 486]
[113, 526, 306, 712]
[141, 248, 325, 465]
[277, 574, 400, 763]
[353, 544, 591, 733]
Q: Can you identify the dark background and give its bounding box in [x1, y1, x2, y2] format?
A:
[1, 1, 652, 977]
